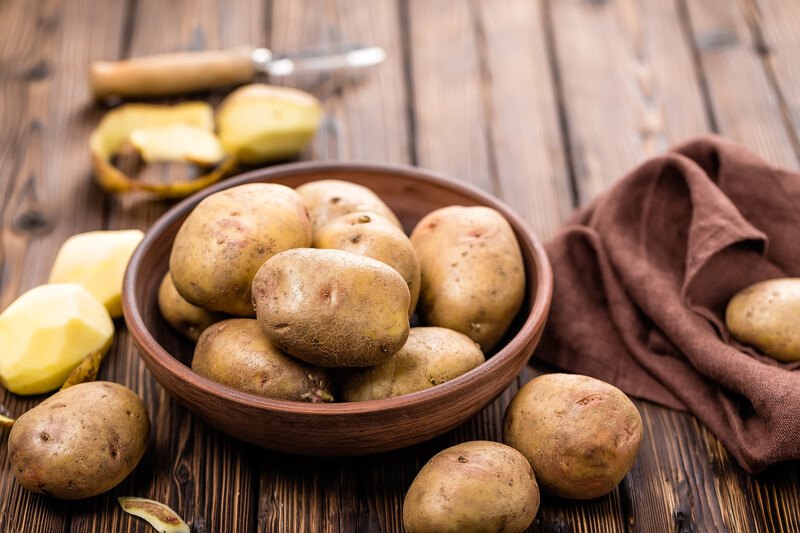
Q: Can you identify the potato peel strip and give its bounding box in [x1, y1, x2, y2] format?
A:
[60, 350, 106, 390]
[90, 102, 236, 199]
[118, 497, 190, 533]
[0, 413, 14, 429]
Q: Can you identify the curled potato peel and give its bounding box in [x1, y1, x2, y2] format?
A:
[118, 497, 190, 533]
[90, 102, 237, 199]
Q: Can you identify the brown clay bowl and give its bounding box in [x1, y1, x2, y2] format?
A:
[123, 161, 552, 456]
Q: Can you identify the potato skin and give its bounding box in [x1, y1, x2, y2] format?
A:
[158, 272, 223, 342]
[503, 374, 643, 500]
[295, 179, 401, 236]
[403, 441, 539, 533]
[192, 318, 334, 402]
[341, 327, 484, 401]
[252, 248, 410, 367]
[410, 206, 525, 352]
[8, 381, 150, 499]
[725, 278, 800, 362]
[170, 183, 311, 316]
[314, 211, 421, 316]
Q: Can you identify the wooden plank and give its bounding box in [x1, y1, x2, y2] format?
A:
[476, 0, 573, 239]
[682, 0, 799, 167]
[65, 1, 265, 532]
[0, 0, 126, 531]
[550, 0, 710, 204]
[750, 0, 800, 158]
[406, 0, 494, 191]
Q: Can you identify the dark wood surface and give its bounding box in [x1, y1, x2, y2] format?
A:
[0, 0, 798, 531]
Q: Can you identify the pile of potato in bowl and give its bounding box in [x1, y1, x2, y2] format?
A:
[123, 163, 553, 455]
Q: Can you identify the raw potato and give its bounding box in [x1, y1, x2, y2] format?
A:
[192, 319, 334, 402]
[0, 284, 114, 395]
[216, 84, 322, 163]
[129, 124, 225, 165]
[295, 179, 401, 236]
[49, 229, 144, 318]
[169, 183, 311, 316]
[725, 278, 800, 362]
[341, 327, 484, 401]
[314, 212, 421, 316]
[8, 381, 150, 499]
[252, 248, 410, 367]
[411, 206, 525, 352]
[158, 273, 223, 342]
[403, 441, 539, 533]
[503, 373, 643, 500]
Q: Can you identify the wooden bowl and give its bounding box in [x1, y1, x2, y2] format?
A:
[123, 162, 552, 456]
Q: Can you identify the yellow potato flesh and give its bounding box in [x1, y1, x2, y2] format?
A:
[130, 124, 225, 165]
[217, 84, 323, 163]
[0, 284, 114, 395]
[48, 229, 144, 318]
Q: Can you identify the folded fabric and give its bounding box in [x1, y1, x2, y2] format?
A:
[537, 135, 800, 473]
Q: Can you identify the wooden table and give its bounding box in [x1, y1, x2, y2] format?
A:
[1, 0, 798, 531]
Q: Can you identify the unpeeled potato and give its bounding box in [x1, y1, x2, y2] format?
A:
[503, 373, 643, 500]
[8, 381, 150, 499]
[314, 211, 420, 316]
[403, 441, 539, 533]
[725, 278, 800, 362]
[157, 273, 224, 342]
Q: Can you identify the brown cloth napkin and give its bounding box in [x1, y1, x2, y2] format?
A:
[537, 135, 800, 473]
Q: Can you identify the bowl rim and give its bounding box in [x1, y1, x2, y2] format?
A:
[123, 160, 553, 416]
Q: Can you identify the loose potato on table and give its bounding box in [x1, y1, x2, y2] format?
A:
[48, 229, 144, 318]
[341, 327, 484, 401]
[169, 183, 311, 316]
[157, 272, 224, 342]
[403, 441, 539, 533]
[8, 381, 150, 499]
[503, 373, 643, 500]
[192, 318, 334, 402]
[0, 284, 114, 395]
[725, 278, 800, 362]
[295, 179, 401, 236]
[411, 205, 525, 352]
[314, 211, 421, 316]
[252, 248, 410, 367]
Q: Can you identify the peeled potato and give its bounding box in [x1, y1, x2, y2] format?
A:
[49, 229, 144, 318]
[129, 124, 225, 165]
[216, 84, 323, 163]
[0, 284, 114, 395]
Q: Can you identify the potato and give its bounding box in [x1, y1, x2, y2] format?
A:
[725, 278, 800, 362]
[157, 273, 223, 342]
[192, 318, 334, 402]
[0, 284, 114, 395]
[314, 211, 420, 316]
[341, 327, 484, 401]
[169, 183, 311, 316]
[48, 229, 144, 318]
[503, 373, 643, 500]
[8, 381, 150, 499]
[216, 84, 322, 164]
[295, 179, 401, 236]
[403, 441, 539, 533]
[411, 206, 525, 352]
[252, 248, 410, 367]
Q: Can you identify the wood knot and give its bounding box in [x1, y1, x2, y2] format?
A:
[13, 210, 51, 234]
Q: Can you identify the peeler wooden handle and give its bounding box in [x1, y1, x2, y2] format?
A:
[89, 47, 257, 99]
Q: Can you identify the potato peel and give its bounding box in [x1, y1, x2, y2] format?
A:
[90, 102, 236, 199]
[118, 497, 190, 533]
[60, 350, 106, 390]
[0, 413, 14, 429]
